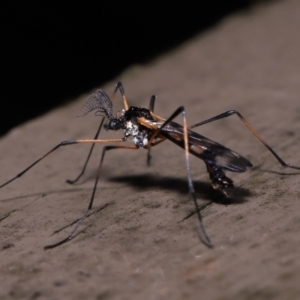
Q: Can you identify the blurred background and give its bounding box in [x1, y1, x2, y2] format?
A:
[2, 1, 266, 136]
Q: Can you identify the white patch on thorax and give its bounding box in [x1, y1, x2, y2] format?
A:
[124, 121, 139, 137]
[124, 120, 149, 147]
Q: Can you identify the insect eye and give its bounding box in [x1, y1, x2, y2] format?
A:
[106, 120, 122, 130]
[109, 121, 116, 129]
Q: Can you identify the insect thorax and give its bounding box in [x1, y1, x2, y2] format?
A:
[124, 107, 154, 147]
[105, 106, 154, 148]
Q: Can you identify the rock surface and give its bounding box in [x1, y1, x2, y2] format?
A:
[1, 1, 300, 299]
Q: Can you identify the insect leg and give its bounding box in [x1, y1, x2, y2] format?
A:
[146, 106, 214, 248]
[66, 118, 105, 184]
[147, 95, 157, 166]
[0, 138, 125, 189]
[148, 95, 156, 111]
[114, 82, 129, 111]
[67, 83, 129, 184]
[45, 144, 138, 249]
[189, 110, 300, 170]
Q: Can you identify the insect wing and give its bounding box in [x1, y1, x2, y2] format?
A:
[161, 121, 252, 172]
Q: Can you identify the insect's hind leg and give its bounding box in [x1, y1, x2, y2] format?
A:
[45, 144, 138, 249]
[189, 110, 300, 170]
[146, 106, 214, 248]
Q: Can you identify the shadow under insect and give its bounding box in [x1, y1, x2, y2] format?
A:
[108, 174, 252, 205]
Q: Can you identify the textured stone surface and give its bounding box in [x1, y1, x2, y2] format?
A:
[1, 1, 300, 299]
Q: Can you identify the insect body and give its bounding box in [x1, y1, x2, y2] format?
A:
[1, 82, 299, 249]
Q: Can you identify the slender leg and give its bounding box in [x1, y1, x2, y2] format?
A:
[0, 138, 125, 189]
[66, 118, 105, 184]
[114, 82, 129, 111]
[146, 106, 214, 248]
[189, 110, 300, 170]
[147, 95, 156, 166]
[148, 95, 156, 111]
[67, 82, 129, 184]
[45, 144, 138, 249]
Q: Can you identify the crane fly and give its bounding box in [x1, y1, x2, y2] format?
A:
[1, 82, 299, 249]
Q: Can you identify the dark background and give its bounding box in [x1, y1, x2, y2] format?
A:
[2, 1, 263, 136]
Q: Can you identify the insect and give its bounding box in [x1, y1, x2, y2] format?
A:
[1, 82, 299, 249]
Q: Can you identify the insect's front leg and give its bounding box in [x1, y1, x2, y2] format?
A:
[0, 137, 126, 249]
[67, 82, 131, 185]
[45, 144, 139, 249]
[66, 118, 105, 184]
